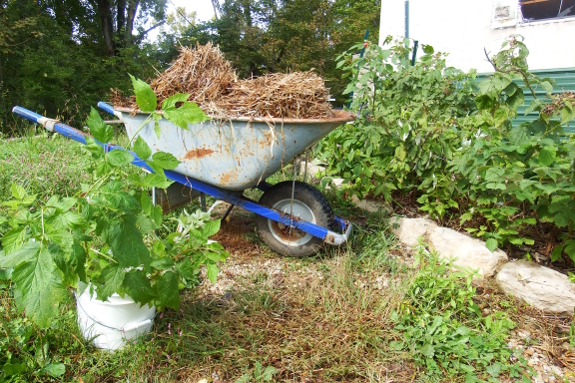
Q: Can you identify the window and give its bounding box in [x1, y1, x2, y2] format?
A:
[520, 0, 575, 22]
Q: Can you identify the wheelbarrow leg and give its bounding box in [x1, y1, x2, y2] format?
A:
[200, 194, 207, 212]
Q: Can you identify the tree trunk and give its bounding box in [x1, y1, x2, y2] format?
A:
[97, 0, 115, 56]
[117, 0, 126, 38]
[125, 0, 140, 46]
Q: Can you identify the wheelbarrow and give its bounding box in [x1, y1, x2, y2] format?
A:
[12, 103, 355, 257]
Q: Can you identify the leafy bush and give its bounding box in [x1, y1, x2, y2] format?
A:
[318, 37, 476, 219]
[323, 35, 575, 261]
[447, 36, 575, 256]
[0, 78, 226, 330]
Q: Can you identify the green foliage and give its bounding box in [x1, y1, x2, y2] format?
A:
[323, 35, 575, 260]
[0, 1, 168, 134]
[448, 36, 575, 255]
[235, 361, 278, 383]
[0, 83, 225, 328]
[392, 250, 528, 381]
[319, 38, 476, 217]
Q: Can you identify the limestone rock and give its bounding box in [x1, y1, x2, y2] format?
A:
[351, 195, 393, 214]
[428, 227, 508, 278]
[496, 261, 575, 315]
[390, 217, 437, 247]
[299, 161, 326, 179]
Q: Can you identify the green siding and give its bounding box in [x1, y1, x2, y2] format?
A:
[476, 67, 575, 134]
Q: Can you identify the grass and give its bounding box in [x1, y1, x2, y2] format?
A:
[0, 131, 569, 382]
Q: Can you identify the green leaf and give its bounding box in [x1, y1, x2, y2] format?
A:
[84, 136, 104, 158]
[560, 107, 575, 125]
[11, 244, 67, 328]
[395, 146, 406, 161]
[485, 363, 501, 378]
[129, 74, 157, 113]
[202, 220, 221, 237]
[176, 258, 198, 280]
[107, 217, 151, 268]
[422, 44, 434, 54]
[161, 93, 210, 129]
[151, 151, 180, 170]
[150, 257, 174, 270]
[12, 244, 55, 293]
[56, 211, 86, 230]
[206, 263, 219, 283]
[10, 183, 27, 200]
[551, 245, 565, 262]
[39, 363, 66, 377]
[525, 99, 544, 115]
[14, 279, 66, 328]
[87, 107, 114, 143]
[420, 344, 435, 358]
[97, 264, 126, 301]
[156, 271, 180, 309]
[540, 80, 553, 94]
[485, 238, 498, 252]
[494, 107, 508, 127]
[2, 227, 27, 254]
[3, 360, 26, 376]
[485, 167, 504, 181]
[138, 173, 173, 189]
[144, 159, 166, 178]
[508, 126, 528, 146]
[133, 136, 151, 160]
[475, 95, 494, 110]
[107, 150, 134, 167]
[539, 147, 556, 166]
[0, 241, 39, 268]
[71, 241, 87, 283]
[123, 270, 155, 305]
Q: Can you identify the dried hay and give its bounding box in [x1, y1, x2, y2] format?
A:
[109, 43, 334, 120]
[218, 72, 334, 119]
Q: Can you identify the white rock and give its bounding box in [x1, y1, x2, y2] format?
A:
[351, 195, 393, 214]
[390, 217, 437, 247]
[299, 161, 326, 178]
[428, 227, 508, 278]
[496, 261, 575, 315]
[328, 178, 344, 188]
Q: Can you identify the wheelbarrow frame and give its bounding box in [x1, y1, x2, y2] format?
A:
[12, 105, 352, 248]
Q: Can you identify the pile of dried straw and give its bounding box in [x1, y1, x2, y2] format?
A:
[110, 43, 334, 119]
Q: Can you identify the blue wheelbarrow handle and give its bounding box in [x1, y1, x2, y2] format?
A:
[97, 102, 124, 120]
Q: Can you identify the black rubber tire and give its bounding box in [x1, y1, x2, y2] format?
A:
[256, 181, 334, 257]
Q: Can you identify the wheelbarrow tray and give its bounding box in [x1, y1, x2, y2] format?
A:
[116, 107, 354, 191]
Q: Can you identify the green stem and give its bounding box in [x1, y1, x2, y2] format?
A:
[129, 113, 155, 147]
[90, 248, 118, 264]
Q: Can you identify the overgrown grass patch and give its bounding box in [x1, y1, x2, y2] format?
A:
[0, 128, 134, 205]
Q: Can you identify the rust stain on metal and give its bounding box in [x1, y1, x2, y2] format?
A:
[271, 220, 306, 241]
[183, 147, 214, 160]
[219, 171, 235, 185]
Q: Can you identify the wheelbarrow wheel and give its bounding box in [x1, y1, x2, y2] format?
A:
[256, 181, 334, 257]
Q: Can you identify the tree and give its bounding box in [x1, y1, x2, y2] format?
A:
[0, 0, 169, 132]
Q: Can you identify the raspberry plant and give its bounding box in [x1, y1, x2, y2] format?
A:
[0, 76, 228, 328]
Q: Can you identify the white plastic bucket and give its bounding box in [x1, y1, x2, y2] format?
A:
[76, 288, 156, 351]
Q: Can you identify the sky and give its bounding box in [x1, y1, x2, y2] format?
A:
[166, 0, 216, 22]
[147, 0, 216, 42]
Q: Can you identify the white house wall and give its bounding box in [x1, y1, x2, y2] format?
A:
[379, 0, 575, 72]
